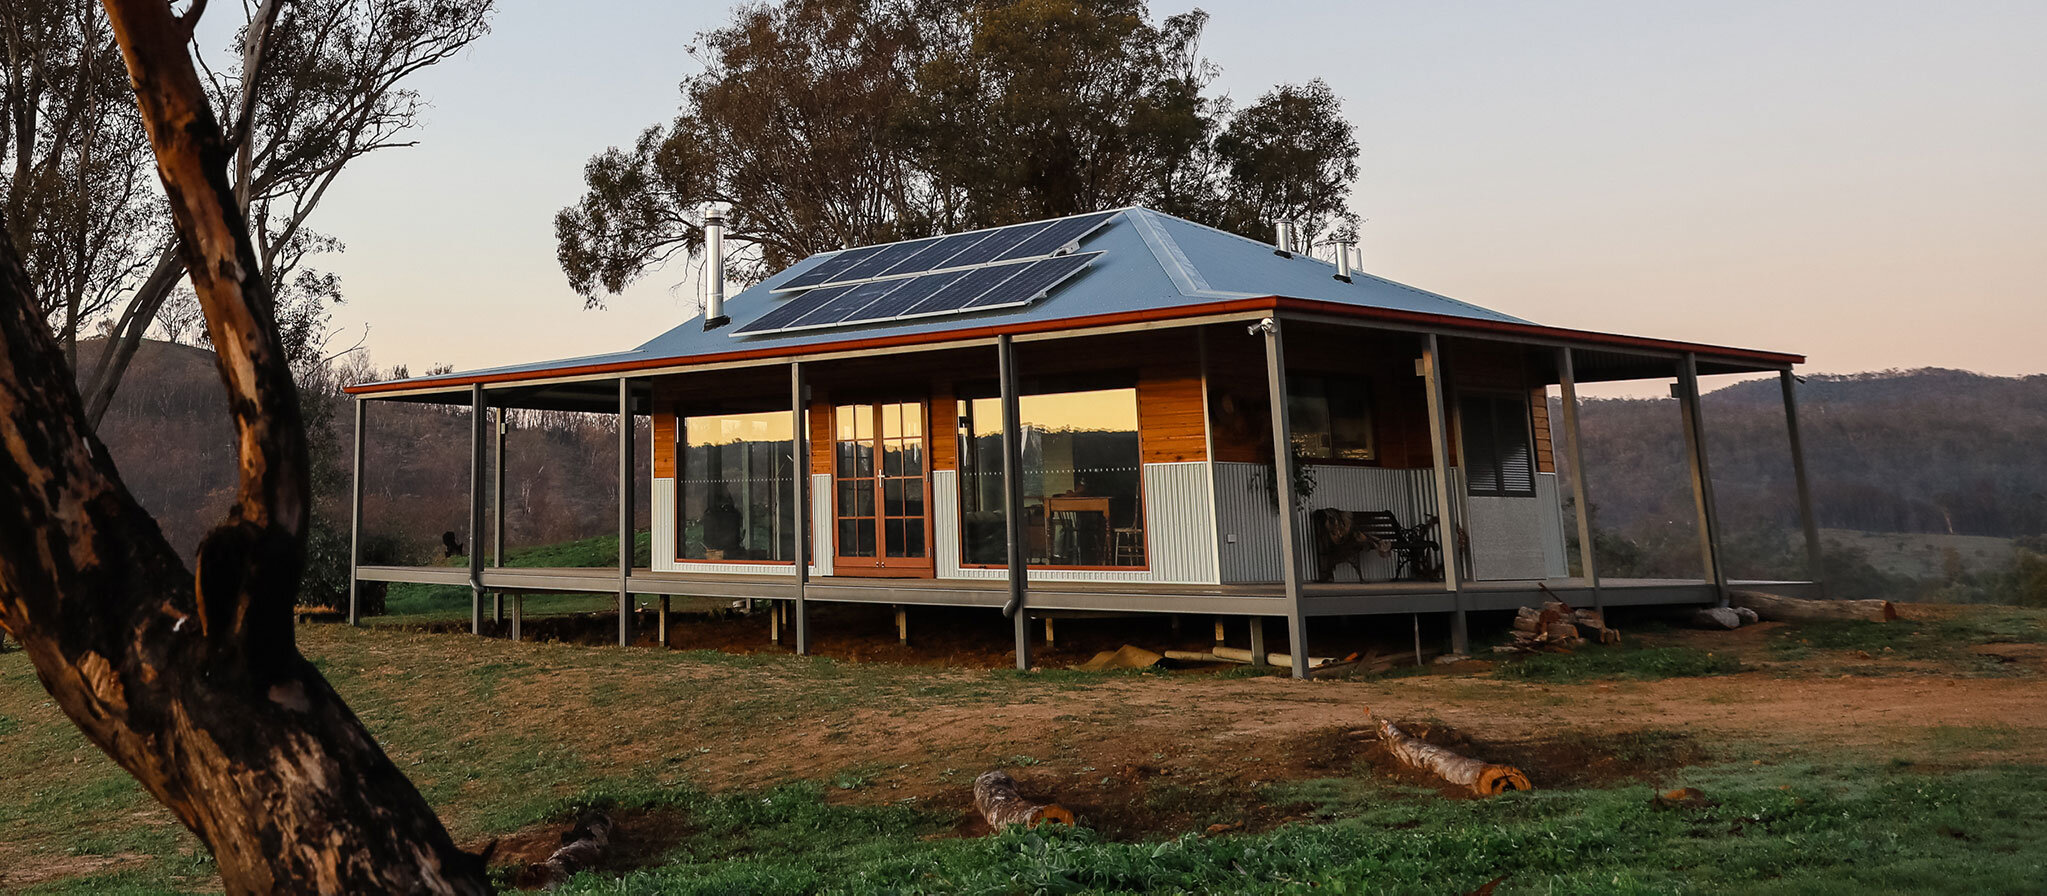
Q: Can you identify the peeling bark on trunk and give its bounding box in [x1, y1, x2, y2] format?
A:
[0, 3, 489, 892]
[973, 771, 1075, 830]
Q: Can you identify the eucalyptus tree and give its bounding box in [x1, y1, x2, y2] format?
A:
[1, 0, 495, 425]
[556, 0, 1361, 309]
[0, 0, 489, 889]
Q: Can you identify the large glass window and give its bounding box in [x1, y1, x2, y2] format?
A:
[679, 410, 797, 561]
[1288, 373, 1375, 461]
[958, 384, 1145, 568]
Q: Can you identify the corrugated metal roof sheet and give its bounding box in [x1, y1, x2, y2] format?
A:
[349, 207, 1781, 392]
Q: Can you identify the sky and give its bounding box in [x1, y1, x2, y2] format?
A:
[297, 0, 2047, 382]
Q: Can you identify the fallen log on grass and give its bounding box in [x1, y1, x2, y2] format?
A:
[974, 771, 1074, 829]
[531, 812, 612, 889]
[1730, 591, 1897, 623]
[1375, 718, 1532, 796]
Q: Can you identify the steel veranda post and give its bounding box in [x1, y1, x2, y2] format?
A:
[997, 335, 1030, 670]
[492, 405, 506, 624]
[1781, 370, 1825, 596]
[618, 377, 634, 646]
[347, 396, 366, 626]
[1259, 317, 1310, 679]
[1556, 347, 1602, 612]
[1420, 334, 1468, 655]
[1676, 355, 1729, 606]
[468, 384, 485, 636]
[792, 360, 811, 654]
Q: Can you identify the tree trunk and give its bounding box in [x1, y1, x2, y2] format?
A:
[973, 771, 1074, 830]
[1375, 719, 1531, 796]
[78, 243, 185, 425]
[0, 2, 489, 892]
[1730, 590, 1897, 623]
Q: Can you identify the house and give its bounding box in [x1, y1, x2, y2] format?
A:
[343, 207, 1821, 677]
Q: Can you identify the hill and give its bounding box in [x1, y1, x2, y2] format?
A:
[1566, 368, 2047, 541]
[75, 339, 648, 601]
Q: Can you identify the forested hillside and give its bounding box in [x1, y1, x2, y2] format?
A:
[82, 339, 647, 608]
[1566, 369, 2047, 540]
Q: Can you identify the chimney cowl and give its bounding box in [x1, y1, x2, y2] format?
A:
[1273, 221, 1293, 258]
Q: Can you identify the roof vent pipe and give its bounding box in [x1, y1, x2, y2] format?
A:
[1334, 243, 1352, 282]
[703, 205, 729, 330]
[1274, 221, 1293, 258]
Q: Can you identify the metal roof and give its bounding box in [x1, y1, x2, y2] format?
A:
[347, 207, 1797, 395]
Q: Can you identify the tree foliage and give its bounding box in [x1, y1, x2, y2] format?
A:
[556, 0, 1360, 307]
[1, 0, 494, 425]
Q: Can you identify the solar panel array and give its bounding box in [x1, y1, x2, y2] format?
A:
[735, 252, 1099, 335]
[773, 210, 1117, 293]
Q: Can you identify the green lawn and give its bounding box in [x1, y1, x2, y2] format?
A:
[4, 609, 2046, 894]
[544, 762, 2047, 895]
[376, 531, 658, 624]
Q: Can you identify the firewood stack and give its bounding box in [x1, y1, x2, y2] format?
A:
[1494, 600, 1619, 654]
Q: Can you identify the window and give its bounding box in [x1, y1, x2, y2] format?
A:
[679, 410, 797, 561]
[958, 382, 1145, 568]
[1287, 374, 1375, 461]
[1459, 393, 1536, 497]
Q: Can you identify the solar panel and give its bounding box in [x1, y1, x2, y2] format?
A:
[775, 246, 885, 292]
[736, 252, 1101, 336]
[876, 231, 990, 278]
[734, 283, 858, 334]
[994, 211, 1116, 262]
[850, 269, 970, 319]
[783, 279, 905, 329]
[834, 238, 940, 283]
[899, 263, 1030, 317]
[930, 220, 1053, 270]
[965, 253, 1095, 309]
[769, 211, 1120, 293]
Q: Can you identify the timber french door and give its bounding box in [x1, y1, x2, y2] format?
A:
[831, 401, 932, 575]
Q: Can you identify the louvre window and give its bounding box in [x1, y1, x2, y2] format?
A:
[1459, 394, 1536, 497]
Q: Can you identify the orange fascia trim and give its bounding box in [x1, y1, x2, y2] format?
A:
[343, 297, 1802, 395]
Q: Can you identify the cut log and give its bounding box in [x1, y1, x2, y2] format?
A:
[1162, 649, 1223, 663]
[974, 771, 1074, 829]
[1375, 718, 1532, 796]
[1730, 591, 1897, 623]
[530, 812, 612, 890]
[1212, 646, 1337, 667]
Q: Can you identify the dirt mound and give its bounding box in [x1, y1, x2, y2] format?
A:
[1352, 722, 1707, 798]
[483, 808, 692, 890]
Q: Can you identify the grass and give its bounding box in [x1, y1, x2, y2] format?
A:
[377, 531, 656, 623]
[5, 604, 2046, 893]
[1767, 605, 2047, 671]
[517, 761, 2047, 895]
[1493, 645, 1743, 683]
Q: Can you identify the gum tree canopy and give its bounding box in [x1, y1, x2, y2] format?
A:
[555, 0, 1361, 306]
[0, 1, 488, 891]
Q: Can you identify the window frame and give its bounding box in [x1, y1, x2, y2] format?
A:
[1286, 371, 1377, 464]
[673, 407, 801, 565]
[1457, 390, 1539, 499]
[954, 375, 1150, 571]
